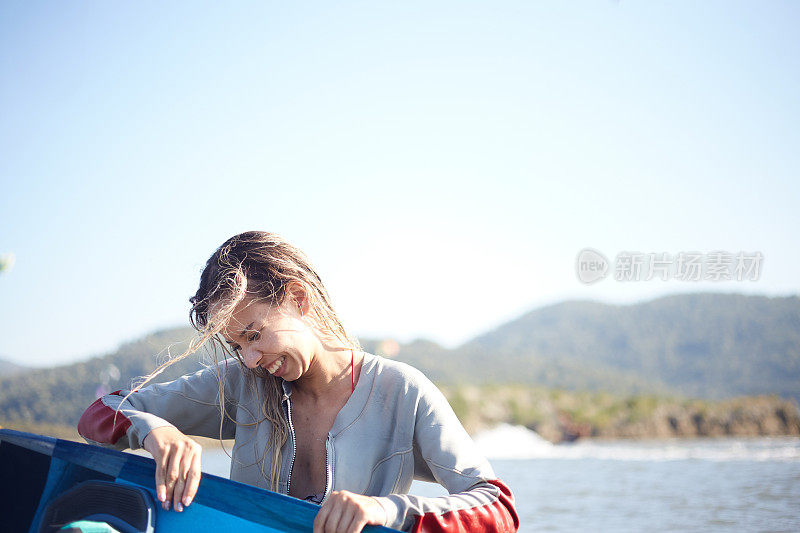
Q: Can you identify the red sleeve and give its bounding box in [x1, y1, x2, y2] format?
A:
[77, 390, 132, 444]
[411, 480, 520, 533]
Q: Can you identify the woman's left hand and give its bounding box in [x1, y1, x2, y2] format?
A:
[313, 490, 387, 533]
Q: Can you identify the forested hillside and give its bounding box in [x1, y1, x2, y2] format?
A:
[1, 293, 798, 440]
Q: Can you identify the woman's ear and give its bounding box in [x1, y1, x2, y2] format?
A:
[285, 282, 310, 317]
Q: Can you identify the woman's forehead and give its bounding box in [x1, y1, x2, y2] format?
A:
[214, 298, 284, 337]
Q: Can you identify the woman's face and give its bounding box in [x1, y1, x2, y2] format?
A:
[219, 297, 315, 380]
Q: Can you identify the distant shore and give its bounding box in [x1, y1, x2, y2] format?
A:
[4, 387, 800, 447]
[440, 384, 800, 443]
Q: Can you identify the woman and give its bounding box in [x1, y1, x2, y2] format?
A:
[78, 231, 519, 532]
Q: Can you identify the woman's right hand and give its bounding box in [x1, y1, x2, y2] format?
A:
[142, 426, 202, 512]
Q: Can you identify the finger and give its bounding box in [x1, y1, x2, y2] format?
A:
[172, 447, 192, 513]
[322, 501, 345, 533]
[173, 474, 186, 512]
[182, 451, 202, 507]
[343, 513, 368, 533]
[313, 503, 329, 533]
[163, 445, 184, 511]
[154, 453, 169, 509]
[336, 504, 362, 533]
[156, 451, 169, 510]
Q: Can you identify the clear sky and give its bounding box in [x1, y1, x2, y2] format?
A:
[1, 1, 798, 367]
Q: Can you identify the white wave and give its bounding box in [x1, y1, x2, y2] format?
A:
[473, 423, 557, 459]
[473, 424, 800, 462]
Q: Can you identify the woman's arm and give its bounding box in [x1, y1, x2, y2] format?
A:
[78, 358, 240, 450]
[373, 376, 520, 532]
[77, 358, 242, 512]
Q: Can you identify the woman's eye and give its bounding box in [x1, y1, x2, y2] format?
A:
[248, 331, 260, 342]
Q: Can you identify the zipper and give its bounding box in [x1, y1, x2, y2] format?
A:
[286, 392, 333, 503]
[322, 434, 333, 502]
[285, 395, 298, 494]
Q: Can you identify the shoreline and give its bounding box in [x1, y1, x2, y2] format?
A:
[3, 419, 799, 449]
[440, 385, 800, 443]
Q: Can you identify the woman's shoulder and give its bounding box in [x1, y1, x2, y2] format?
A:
[364, 352, 440, 396]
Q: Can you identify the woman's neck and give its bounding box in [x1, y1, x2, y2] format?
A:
[292, 346, 360, 402]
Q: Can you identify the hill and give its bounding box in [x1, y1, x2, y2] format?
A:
[0, 357, 30, 377]
[0, 328, 211, 427]
[451, 293, 800, 400]
[0, 292, 798, 437]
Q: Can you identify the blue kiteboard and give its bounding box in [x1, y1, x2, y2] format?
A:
[0, 429, 399, 532]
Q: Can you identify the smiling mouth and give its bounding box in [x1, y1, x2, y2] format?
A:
[266, 356, 286, 375]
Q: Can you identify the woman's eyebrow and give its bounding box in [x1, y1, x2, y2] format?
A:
[238, 322, 255, 337]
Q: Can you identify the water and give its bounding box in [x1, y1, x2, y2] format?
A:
[199, 425, 800, 532]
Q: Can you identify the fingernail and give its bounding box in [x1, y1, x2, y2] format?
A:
[182, 497, 191, 507]
[176, 502, 183, 512]
[164, 501, 170, 511]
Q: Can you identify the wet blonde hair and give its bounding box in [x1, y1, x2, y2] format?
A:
[134, 231, 360, 490]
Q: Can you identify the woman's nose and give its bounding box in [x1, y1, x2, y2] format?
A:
[242, 346, 261, 369]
